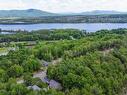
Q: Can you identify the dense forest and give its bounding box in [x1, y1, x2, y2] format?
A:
[1, 29, 127, 95]
[1, 14, 127, 24]
[0, 29, 86, 42]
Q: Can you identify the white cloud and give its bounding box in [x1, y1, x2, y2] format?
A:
[0, 0, 25, 9]
[0, 0, 127, 13]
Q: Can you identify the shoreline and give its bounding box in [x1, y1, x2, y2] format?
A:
[1, 22, 127, 25]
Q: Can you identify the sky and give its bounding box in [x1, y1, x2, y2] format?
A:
[0, 0, 127, 13]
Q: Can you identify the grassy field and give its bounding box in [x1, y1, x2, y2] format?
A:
[0, 48, 8, 56]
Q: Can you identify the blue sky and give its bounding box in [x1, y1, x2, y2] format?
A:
[0, 0, 127, 13]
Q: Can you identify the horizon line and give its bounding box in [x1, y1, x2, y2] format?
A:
[0, 8, 127, 14]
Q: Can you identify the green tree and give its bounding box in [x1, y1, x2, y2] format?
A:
[7, 65, 23, 77]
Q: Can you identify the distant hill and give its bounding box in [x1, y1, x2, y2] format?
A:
[0, 9, 127, 18]
[64, 10, 127, 15]
[0, 9, 58, 18]
[80, 10, 127, 15]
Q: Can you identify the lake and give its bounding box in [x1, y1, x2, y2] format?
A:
[1, 23, 127, 32]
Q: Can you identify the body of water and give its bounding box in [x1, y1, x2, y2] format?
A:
[0, 32, 14, 34]
[0, 23, 127, 32]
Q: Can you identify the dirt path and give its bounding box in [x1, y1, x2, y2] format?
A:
[33, 58, 62, 83]
[17, 58, 62, 86]
[101, 48, 113, 56]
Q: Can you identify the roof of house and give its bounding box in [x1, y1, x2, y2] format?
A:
[28, 85, 41, 91]
[49, 80, 62, 90]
